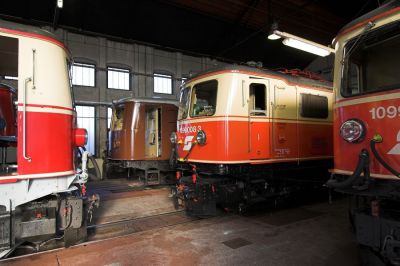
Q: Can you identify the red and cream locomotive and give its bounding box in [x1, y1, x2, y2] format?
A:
[326, 1, 400, 263]
[0, 19, 95, 256]
[171, 65, 333, 215]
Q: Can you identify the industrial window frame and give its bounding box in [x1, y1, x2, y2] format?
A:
[154, 73, 173, 94]
[71, 62, 96, 87]
[107, 66, 131, 90]
[75, 105, 96, 155]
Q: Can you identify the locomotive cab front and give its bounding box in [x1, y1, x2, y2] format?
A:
[327, 3, 400, 263]
[0, 20, 94, 256]
[330, 15, 400, 185]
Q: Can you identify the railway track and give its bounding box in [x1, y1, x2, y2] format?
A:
[1, 209, 206, 261]
[87, 209, 199, 241]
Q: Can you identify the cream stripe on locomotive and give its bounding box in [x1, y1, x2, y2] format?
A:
[179, 116, 332, 125]
[330, 169, 400, 181]
[0, 170, 76, 181]
[335, 91, 400, 108]
[185, 155, 334, 164]
[17, 105, 74, 115]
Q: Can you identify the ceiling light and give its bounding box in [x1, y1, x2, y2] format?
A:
[57, 0, 63, 9]
[268, 30, 334, 57]
[267, 33, 281, 40]
[283, 38, 331, 57]
[267, 22, 281, 40]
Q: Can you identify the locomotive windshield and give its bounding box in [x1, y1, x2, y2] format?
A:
[341, 21, 400, 97]
[190, 80, 218, 117]
[178, 86, 190, 120]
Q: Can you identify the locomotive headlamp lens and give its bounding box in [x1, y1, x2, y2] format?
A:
[170, 132, 177, 144]
[340, 119, 365, 143]
[74, 128, 88, 147]
[196, 130, 207, 145]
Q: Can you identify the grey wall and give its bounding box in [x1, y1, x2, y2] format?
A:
[305, 54, 334, 82]
[54, 29, 226, 157]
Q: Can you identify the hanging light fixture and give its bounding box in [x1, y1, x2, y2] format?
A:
[57, 0, 63, 9]
[267, 22, 281, 40]
[268, 30, 334, 57]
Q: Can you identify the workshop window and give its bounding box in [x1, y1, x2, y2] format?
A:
[76, 105, 96, 155]
[300, 94, 328, 119]
[107, 67, 130, 90]
[72, 63, 95, 87]
[154, 73, 172, 94]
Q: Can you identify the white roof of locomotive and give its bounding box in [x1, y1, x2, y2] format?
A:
[113, 97, 179, 107]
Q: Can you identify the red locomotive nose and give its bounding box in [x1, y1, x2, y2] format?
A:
[74, 128, 88, 147]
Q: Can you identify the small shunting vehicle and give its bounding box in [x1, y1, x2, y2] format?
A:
[0, 19, 97, 257]
[171, 65, 333, 216]
[106, 98, 178, 184]
[326, 1, 400, 264]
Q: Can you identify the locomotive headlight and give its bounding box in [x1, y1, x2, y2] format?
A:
[196, 130, 207, 145]
[170, 132, 177, 144]
[340, 119, 365, 143]
[74, 128, 88, 147]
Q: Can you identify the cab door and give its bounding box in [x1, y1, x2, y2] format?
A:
[145, 107, 161, 158]
[271, 84, 298, 159]
[249, 80, 271, 159]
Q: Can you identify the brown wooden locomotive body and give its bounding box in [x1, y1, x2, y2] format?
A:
[107, 98, 178, 182]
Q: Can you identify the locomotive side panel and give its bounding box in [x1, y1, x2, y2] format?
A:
[110, 102, 135, 160]
[0, 32, 76, 176]
[160, 104, 178, 160]
[297, 87, 333, 159]
[110, 101, 178, 161]
[177, 71, 333, 164]
[270, 82, 299, 159]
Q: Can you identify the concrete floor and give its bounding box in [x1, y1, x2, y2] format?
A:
[88, 180, 178, 224]
[2, 196, 360, 266]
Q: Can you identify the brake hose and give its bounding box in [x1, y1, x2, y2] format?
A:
[370, 134, 400, 178]
[326, 149, 369, 189]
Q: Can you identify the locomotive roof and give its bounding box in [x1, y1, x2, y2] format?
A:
[0, 19, 62, 44]
[186, 65, 332, 90]
[337, 0, 400, 37]
[113, 97, 179, 106]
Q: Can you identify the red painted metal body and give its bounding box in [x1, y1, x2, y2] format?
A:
[17, 110, 74, 175]
[176, 68, 333, 165]
[333, 92, 400, 178]
[0, 85, 17, 140]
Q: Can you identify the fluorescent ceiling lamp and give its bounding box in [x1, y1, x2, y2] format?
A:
[267, 33, 281, 40]
[283, 38, 331, 57]
[269, 30, 334, 57]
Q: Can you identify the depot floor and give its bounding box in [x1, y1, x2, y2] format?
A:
[2, 187, 361, 266]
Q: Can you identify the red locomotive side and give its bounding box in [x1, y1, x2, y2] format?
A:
[175, 68, 333, 164]
[171, 65, 333, 215]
